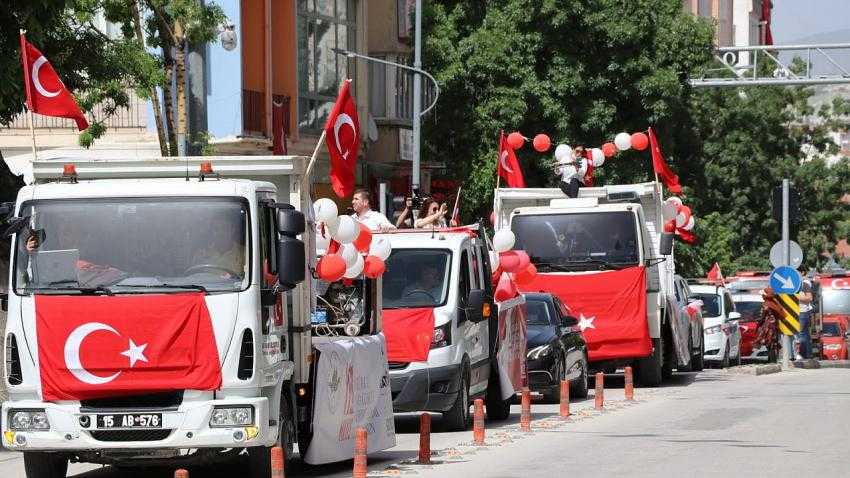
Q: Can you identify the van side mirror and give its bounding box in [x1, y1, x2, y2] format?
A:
[0, 293, 7, 312]
[727, 311, 741, 321]
[561, 315, 578, 328]
[466, 289, 491, 323]
[659, 232, 674, 255]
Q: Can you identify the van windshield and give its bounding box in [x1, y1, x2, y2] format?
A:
[382, 249, 451, 308]
[511, 212, 639, 269]
[13, 198, 249, 294]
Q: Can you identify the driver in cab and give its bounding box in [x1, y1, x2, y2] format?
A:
[190, 216, 246, 279]
[401, 263, 444, 302]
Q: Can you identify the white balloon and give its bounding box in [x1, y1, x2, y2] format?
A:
[340, 243, 359, 268]
[667, 196, 683, 206]
[661, 201, 678, 221]
[591, 148, 605, 167]
[343, 254, 365, 278]
[315, 228, 331, 253]
[683, 216, 695, 231]
[614, 132, 632, 151]
[554, 144, 571, 161]
[333, 215, 360, 244]
[369, 236, 392, 261]
[313, 198, 338, 223]
[489, 251, 500, 269]
[493, 229, 516, 253]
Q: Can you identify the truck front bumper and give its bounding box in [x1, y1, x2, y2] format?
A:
[389, 363, 462, 413]
[2, 397, 275, 452]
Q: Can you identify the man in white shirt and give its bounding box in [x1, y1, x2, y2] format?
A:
[351, 189, 395, 232]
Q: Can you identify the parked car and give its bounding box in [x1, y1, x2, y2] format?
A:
[731, 292, 776, 362]
[821, 318, 849, 360]
[523, 293, 589, 402]
[690, 284, 742, 368]
[674, 276, 705, 372]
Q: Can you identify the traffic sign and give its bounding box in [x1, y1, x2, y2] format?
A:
[769, 241, 803, 269]
[775, 293, 801, 336]
[770, 266, 802, 294]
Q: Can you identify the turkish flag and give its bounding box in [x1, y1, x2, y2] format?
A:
[324, 79, 360, 198]
[648, 127, 682, 194]
[498, 132, 526, 188]
[383, 308, 435, 362]
[20, 34, 89, 131]
[36, 293, 221, 401]
[707, 262, 724, 283]
[518, 267, 651, 361]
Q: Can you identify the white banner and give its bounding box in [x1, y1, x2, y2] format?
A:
[304, 334, 396, 465]
[496, 297, 528, 400]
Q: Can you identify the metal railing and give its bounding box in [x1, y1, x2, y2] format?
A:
[5, 94, 148, 130]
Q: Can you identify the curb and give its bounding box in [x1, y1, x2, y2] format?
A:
[818, 360, 850, 369]
[791, 359, 821, 369]
[726, 363, 782, 375]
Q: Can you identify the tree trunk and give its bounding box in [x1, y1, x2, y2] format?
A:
[162, 59, 178, 156]
[131, 0, 169, 156]
[174, 21, 187, 156]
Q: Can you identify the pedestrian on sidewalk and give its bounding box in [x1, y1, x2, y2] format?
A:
[797, 268, 814, 360]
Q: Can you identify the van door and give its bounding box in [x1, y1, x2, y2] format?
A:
[459, 244, 488, 395]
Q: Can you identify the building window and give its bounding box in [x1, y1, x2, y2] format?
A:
[297, 0, 357, 133]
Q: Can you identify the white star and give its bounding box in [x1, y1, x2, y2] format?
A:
[120, 339, 149, 368]
[577, 314, 596, 332]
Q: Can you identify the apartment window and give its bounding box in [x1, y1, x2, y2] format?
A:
[397, 0, 414, 40]
[297, 0, 357, 132]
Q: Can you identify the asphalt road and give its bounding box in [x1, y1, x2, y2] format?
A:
[1, 368, 846, 477]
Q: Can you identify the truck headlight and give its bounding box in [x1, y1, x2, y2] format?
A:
[210, 406, 254, 428]
[824, 344, 841, 351]
[527, 345, 552, 360]
[9, 410, 50, 431]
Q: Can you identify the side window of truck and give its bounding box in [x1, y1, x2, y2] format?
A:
[459, 250, 471, 305]
[257, 199, 277, 286]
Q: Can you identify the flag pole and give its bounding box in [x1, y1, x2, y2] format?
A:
[302, 129, 327, 190]
[20, 29, 37, 162]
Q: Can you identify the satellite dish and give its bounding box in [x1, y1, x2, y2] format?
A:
[367, 114, 379, 142]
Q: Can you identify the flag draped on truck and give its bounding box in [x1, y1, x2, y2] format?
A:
[382, 308, 435, 362]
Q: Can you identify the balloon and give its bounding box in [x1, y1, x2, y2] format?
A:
[313, 198, 338, 223]
[662, 201, 678, 221]
[507, 132, 525, 150]
[333, 215, 360, 244]
[631, 132, 649, 151]
[493, 229, 516, 252]
[499, 250, 530, 273]
[663, 220, 676, 233]
[494, 273, 518, 302]
[515, 263, 538, 285]
[352, 222, 372, 252]
[614, 132, 632, 151]
[489, 251, 500, 269]
[675, 205, 692, 228]
[683, 216, 695, 231]
[602, 142, 617, 158]
[363, 255, 386, 278]
[317, 254, 346, 282]
[667, 196, 683, 206]
[343, 254, 365, 279]
[369, 236, 392, 261]
[591, 148, 604, 166]
[554, 144, 571, 161]
[316, 227, 331, 253]
[532, 134, 551, 152]
[339, 243, 359, 268]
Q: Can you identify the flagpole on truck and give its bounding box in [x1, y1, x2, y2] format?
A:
[19, 30, 38, 162]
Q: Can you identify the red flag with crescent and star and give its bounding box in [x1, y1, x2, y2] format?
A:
[324, 79, 360, 198]
[648, 127, 682, 194]
[19, 33, 89, 131]
[35, 293, 221, 401]
[497, 131, 525, 188]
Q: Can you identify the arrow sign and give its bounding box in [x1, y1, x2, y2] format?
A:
[769, 266, 802, 294]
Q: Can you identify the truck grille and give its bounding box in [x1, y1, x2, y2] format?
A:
[237, 328, 254, 380]
[5, 333, 23, 385]
[90, 429, 173, 442]
[80, 391, 183, 411]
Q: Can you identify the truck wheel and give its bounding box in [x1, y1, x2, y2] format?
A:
[692, 336, 705, 372]
[443, 368, 470, 431]
[485, 368, 511, 421]
[635, 338, 663, 387]
[570, 355, 589, 399]
[23, 452, 67, 478]
[248, 389, 297, 477]
[661, 331, 675, 380]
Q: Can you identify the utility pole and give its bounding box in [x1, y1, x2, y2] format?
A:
[412, 0, 422, 198]
[781, 178, 791, 369]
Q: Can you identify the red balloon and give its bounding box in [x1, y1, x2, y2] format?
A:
[363, 255, 386, 278]
[507, 132, 525, 150]
[602, 142, 617, 158]
[499, 250, 530, 273]
[663, 220, 676, 233]
[631, 132, 649, 151]
[532, 134, 551, 152]
[494, 273, 518, 302]
[515, 263, 538, 285]
[317, 254, 346, 282]
[353, 223, 372, 252]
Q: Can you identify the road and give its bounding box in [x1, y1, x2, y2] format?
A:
[1, 368, 847, 477]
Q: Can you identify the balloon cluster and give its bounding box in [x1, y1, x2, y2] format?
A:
[489, 229, 538, 302]
[313, 198, 392, 282]
[506, 130, 651, 169]
[661, 196, 696, 244]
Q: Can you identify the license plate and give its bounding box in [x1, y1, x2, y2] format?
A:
[96, 413, 162, 429]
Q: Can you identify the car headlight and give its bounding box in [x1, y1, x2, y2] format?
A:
[824, 344, 841, 350]
[527, 344, 552, 360]
[209, 406, 254, 428]
[9, 410, 50, 431]
[705, 325, 722, 335]
[431, 322, 452, 349]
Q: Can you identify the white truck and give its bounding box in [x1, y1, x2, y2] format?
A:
[494, 183, 700, 386]
[379, 227, 527, 430]
[0, 156, 393, 477]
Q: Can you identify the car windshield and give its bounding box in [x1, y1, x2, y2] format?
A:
[382, 249, 451, 308]
[822, 289, 850, 315]
[692, 293, 720, 317]
[823, 322, 843, 337]
[526, 299, 553, 326]
[14, 198, 249, 294]
[733, 300, 762, 322]
[511, 212, 639, 269]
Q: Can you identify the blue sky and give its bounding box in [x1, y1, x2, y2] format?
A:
[772, 0, 850, 43]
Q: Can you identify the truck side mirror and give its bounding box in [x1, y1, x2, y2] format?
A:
[275, 206, 306, 291]
[276, 206, 305, 235]
[466, 289, 491, 323]
[659, 232, 674, 256]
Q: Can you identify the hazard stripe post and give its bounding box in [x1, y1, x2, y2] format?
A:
[776, 293, 801, 336]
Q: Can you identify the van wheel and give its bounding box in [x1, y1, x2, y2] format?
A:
[635, 338, 663, 387]
[485, 367, 511, 421]
[248, 389, 296, 477]
[23, 452, 67, 478]
[443, 368, 470, 431]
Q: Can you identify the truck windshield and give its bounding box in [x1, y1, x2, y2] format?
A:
[382, 249, 451, 308]
[511, 212, 639, 269]
[823, 289, 850, 314]
[13, 197, 249, 294]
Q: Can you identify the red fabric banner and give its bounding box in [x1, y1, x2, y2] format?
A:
[519, 266, 651, 361]
[383, 308, 435, 363]
[20, 35, 89, 131]
[36, 293, 221, 401]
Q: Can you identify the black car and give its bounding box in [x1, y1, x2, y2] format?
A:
[523, 292, 589, 401]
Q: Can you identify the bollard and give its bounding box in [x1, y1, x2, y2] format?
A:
[594, 372, 604, 410]
[353, 427, 368, 478]
[559, 380, 570, 419]
[473, 398, 485, 445]
[271, 445, 285, 478]
[174, 470, 189, 478]
[418, 413, 431, 464]
[624, 366, 634, 401]
[520, 388, 532, 432]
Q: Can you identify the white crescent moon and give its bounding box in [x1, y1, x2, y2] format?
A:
[500, 150, 514, 173]
[32, 57, 61, 98]
[833, 279, 849, 289]
[64, 322, 121, 385]
[333, 113, 357, 160]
